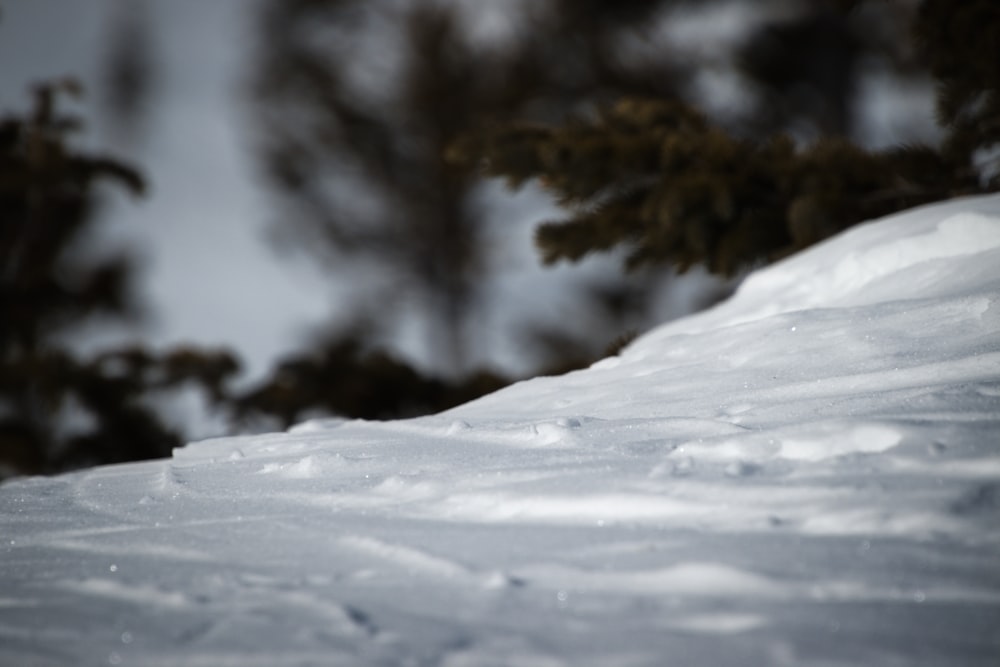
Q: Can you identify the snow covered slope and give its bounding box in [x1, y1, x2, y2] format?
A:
[2, 195, 999, 666]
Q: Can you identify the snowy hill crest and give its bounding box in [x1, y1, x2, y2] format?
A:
[2, 195, 999, 666]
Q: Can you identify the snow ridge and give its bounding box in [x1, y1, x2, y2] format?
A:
[1, 195, 999, 666]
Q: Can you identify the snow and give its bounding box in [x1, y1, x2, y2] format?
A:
[2, 195, 1000, 666]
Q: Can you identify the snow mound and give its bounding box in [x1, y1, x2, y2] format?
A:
[641, 194, 1000, 336]
[2, 195, 999, 666]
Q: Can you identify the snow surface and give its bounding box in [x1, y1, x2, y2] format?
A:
[2, 195, 1000, 666]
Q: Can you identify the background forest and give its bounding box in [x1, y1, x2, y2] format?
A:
[1, 0, 996, 478]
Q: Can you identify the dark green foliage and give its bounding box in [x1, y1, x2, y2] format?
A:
[604, 330, 640, 358]
[0, 346, 238, 474]
[235, 334, 508, 428]
[0, 82, 239, 478]
[915, 0, 1000, 173]
[451, 100, 968, 275]
[449, 2, 997, 276]
[738, 8, 860, 135]
[0, 80, 144, 350]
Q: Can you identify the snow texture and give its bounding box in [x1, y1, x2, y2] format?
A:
[2, 195, 999, 666]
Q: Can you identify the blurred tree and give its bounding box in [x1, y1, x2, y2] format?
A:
[0, 81, 239, 478]
[247, 0, 967, 427]
[739, 7, 861, 136]
[452, 99, 964, 275]
[235, 332, 508, 429]
[449, 0, 996, 277]
[250, 0, 690, 380]
[915, 0, 1000, 170]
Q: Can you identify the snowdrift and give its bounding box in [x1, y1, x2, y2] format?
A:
[2, 195, 999, 666]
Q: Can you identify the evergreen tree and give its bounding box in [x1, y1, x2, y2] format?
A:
[0, 81, 239, 478]
[235, 333, 507, 429]
[915, 0, 1000, 168]
[447, 1, 997, 276]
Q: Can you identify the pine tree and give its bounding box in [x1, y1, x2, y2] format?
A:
[915, 0, 1000, 169]
[0, 81, 239, 477]
[447, 1, 997, 276]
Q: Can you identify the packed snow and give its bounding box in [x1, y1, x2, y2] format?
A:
[2, 195, 1000, 666]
